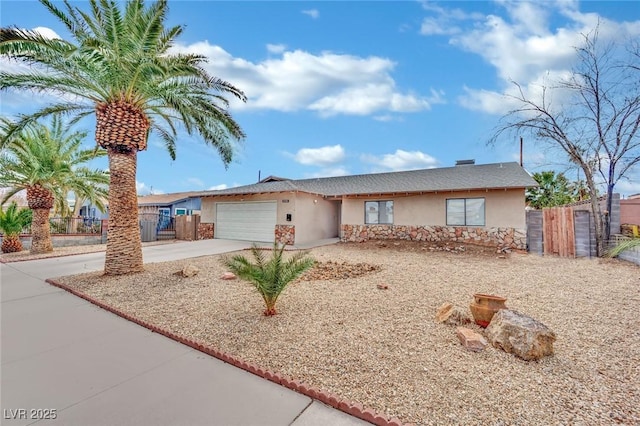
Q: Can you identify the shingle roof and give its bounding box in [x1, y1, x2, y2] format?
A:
[196, 162, 537, 198]
[137, 191, 203, 206]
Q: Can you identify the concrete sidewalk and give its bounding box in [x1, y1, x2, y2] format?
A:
[1, 239, 369, 426]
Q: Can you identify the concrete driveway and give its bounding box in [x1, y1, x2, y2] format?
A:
[1, 238, 368, 426]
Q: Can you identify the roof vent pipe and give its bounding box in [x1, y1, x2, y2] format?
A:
[455, 159, 475, 166]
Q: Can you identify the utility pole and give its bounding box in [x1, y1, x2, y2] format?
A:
[520, 136, 523, 167]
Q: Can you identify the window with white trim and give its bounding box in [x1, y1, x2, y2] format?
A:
[365, 201, 393, 224]
[446, 198, 485, 226]
[175, 208, 187, 216]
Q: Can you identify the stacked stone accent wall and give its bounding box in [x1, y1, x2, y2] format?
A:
[197, 223, 214, 240]
[275, 225, 295, 245]
[341, 224, 526, 250]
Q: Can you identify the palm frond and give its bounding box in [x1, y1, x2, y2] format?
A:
[605, 238, 640, 258]
[2, 0, 246, 163]
[0, 202, 32, 235]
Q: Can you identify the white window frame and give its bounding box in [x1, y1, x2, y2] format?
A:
[175, 208, 187, 216]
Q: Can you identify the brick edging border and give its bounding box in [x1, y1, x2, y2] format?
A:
[45, 278, 407, 426]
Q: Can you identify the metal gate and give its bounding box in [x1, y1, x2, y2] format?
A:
[139, 213, 176, 242]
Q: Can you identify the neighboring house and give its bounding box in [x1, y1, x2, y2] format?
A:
[0, 189, 28, 208]
[196, 161, 538, 250]
[621, 194, 640, 226]
[77, 200, 109, 219]
[137, 191, 203, 218]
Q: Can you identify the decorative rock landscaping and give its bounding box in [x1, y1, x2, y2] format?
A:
[486, 309, 557, 361]
[181, 264, 199, 277]
[456, 327, 488, 352]
[435, 302, 472, 326]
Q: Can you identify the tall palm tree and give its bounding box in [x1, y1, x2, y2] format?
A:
[0, 116, 109, 254]
[0, 0, 246, 274]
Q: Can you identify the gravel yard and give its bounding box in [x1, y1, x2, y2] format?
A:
[53, 241, 639, 425]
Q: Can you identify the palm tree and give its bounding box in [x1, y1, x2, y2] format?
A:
[0, 0, 246, 274]
[0, 116, 109, 254]
[222, 242, 315, 316]
[0, 202, 32, 253]
[526, 171, 581, 209]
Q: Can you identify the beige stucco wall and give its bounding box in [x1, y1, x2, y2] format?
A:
[200, 192, 339, 243]
[201, 192, 297, 225]
[341, 189, 527, 229]
[294, 192, 340, 243]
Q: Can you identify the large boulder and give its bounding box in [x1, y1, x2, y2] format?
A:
[486, 309, 556, 361]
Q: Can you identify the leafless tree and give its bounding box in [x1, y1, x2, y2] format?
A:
[491, 26, 640, 255]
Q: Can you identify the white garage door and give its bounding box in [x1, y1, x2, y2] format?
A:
[216, 202, 277, 242]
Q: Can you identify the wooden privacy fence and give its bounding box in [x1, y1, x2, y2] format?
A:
[527, 208, 595, 258]
[175, 214, 200, 241]
[543, 207, 575, 257]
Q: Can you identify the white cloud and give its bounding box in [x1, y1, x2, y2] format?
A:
[302, 9, 319, 19]
[420, 17, 461, 36]
[441, 2, 640, 115]
[616, 177, 640, 198]
[304, 167, 350, 178]
[33, 26, 60, 39]
[373, 114, 404, 122]
[136, 181, 163, 195]
[293, 145, 345, 166]
[267, 43, 286, 54]
[361, 149, 438, 171]
[170, 42, 438, 117]
[419, 1, 484, 36]
[208, 184, 228, 190]
[186, 177, 204, 188]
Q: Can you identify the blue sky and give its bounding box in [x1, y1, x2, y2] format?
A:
[1, 1, 639, 197]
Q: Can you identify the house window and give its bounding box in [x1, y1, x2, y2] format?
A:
[175, 208, 187, 216]
[446, 198, 485, 226]
[365, 201, 393, 224]
[159, 208, 170, 217]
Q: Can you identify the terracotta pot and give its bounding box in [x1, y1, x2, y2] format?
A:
[469, 293, 507, 328]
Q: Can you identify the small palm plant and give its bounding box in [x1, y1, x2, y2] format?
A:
[605, 238, 640, 258]
[0, 202, 32, 253]
[223, 242, 315, 316]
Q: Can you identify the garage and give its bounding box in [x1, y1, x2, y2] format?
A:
[215, 201, 277, 242]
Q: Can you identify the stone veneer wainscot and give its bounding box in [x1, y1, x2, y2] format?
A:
[197, 223, 214, 240]
[275, 225, 295, 245]
[341, 224, 526, 250]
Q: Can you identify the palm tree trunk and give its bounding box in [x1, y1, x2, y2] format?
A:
[104, 148, 144, 275]
[30, 208, 53, 254]
[27, 184, 54, 255]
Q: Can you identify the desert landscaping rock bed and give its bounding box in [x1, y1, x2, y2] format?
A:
[52, 241, 639, 425]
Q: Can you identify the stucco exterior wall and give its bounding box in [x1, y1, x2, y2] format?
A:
[621, 199, 640, 225]
[294, 192, 340, 243]
[341, 189, 527, 229]
[200, 192, 339, 244]
[201, 192, 297, 225]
